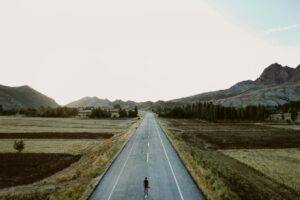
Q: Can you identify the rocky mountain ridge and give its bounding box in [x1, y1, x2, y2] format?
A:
[171, 63, 300, 106]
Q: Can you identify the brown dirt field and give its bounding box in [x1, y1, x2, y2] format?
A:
[0, 118, 140, 200]
[167, 119, 300, 149]
[160, 119, 300, 200]
[0, 132, 113, 139]
[0, 153, 80, 189]
[220, 148, 300, 193]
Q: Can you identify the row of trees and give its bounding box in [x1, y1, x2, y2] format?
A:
[90, 108, 111, 118]
[0, 104, 139, 118]
[162, 101, 300, 122]
[157, 100, 300, 122]
[90, 106, 138, 118]
[119, 107, 138, 118]
[0, 105, 18, 115]
[0, 105, 78, 117]
[156, 102, 272, 121]
[19, 107, 78, 117]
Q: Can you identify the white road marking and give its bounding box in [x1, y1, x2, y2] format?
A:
[106, 126, 139, 200]
[147, 152, 149, 163]
[155, 123, 185, 200]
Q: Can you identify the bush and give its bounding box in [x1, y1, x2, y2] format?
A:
[14, 140, 25, 153]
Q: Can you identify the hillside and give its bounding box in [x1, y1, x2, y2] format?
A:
[66, 97, 112, 108]
[66, 96, 138, 109]
[171, 63, 300, 106]
[58, 63, 300, 109]
[0, 85, 59, 109]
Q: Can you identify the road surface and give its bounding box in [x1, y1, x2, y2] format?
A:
[89, 113, 205, 200]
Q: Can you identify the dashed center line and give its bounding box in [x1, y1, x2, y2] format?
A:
[147, 152, 149, 163]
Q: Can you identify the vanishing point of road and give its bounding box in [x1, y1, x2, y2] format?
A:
[89, 113, 205, 200]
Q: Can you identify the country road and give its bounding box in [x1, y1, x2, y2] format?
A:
[89, 113, 205, 200]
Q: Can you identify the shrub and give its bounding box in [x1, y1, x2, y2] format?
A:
[14, 140, 25, 153]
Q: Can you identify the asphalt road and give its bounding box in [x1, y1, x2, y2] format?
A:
[89, 113, 205, 200]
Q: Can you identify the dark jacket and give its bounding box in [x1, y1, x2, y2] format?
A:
[144, 179, 149, 189]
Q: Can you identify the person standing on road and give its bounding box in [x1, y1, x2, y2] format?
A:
[144, 177, 150, 197]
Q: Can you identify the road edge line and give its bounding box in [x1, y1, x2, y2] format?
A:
[155, 124, 185, 200]
[156, 117, 206, 199]
[85, 119, 142, 200]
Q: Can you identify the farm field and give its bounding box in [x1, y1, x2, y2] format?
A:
[159, 118, 300, 200]
[0, 132, 113, 139]
[0, 139, 100, 155]
[0, 153, 80, 189]
[0, 116, 135, 133]
[0, 116, 139, 200]
[220, 148, 300, 192]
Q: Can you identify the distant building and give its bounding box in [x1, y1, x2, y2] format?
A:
[77, 108, 122, 118]
[78, 110, 92, 118]
[110, 109, 120, 118]
[269, 112, 300, 122]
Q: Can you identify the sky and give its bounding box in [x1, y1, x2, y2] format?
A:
[0, 0, 300, 105]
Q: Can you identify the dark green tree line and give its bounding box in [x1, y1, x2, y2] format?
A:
[156, 102, 273, 122]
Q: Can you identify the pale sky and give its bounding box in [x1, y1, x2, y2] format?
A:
[0, 0, 299, 105]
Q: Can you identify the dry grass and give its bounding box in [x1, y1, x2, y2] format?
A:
[0, 139, 100, 155]
[0, 116, 135, 133]
[267, 124, 300, 130]
[48, 121, 139, 200]
[0, 117, 137, 200]
[159, 118, 300, 200]
[220, 148, 300, 194]
[159, 119, 236, 200]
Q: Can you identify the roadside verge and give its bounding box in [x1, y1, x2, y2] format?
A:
[157, 118, 230, 200]
[84, 119, 141, 200]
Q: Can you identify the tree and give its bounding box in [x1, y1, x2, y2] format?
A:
[281, 113, 285, 120]
[90, 108, 111, 118]
[114, 104, 121, 109]
[291, 108, 298, 121]
[0, 105, 3, 115]
[128, 110, 135, 117]
[134, 106, 138, 117]
[118, 108, 128, 118]
[14, 140, 25, 153]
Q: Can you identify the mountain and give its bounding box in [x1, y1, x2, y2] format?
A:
[66, 96, 138, 109]
[255, 63, 296, 85]
[290, 65, 300, 82]
[0, 85, 59, 109]
[65, 63, 300, 108]
[66, 96, 113, 108]
[171, 63, 300, 106]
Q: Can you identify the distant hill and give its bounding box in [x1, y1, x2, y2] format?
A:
[171, 63, 300, 106]
[0, 85, 59, 109]
[67, 63, 300, 109]
[66, 97, 112, 108]
[66, 96, 138, 109]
